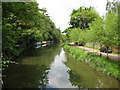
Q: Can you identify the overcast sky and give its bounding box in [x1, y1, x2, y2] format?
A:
[36, 0, 108, 31]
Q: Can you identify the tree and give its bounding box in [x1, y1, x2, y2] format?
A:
[104, 10, 118, 49]
[69, 7, 99, 29]
[60, 34, 67, 43]
[106, 0, 118, 13]
[89, 18, 104, 45]
[68, 28, 87, 46]
[2, 2, 61, 61]
[63, 6, 101, 46]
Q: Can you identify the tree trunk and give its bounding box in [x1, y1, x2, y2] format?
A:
[106, 46, 109, 59]
[100, 44, 102, 56]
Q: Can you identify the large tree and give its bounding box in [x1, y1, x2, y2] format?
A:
[103, 10, 118, 49]
[69, 7, 99, 29]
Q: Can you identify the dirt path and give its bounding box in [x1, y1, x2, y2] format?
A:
[69, 43, 119, 62]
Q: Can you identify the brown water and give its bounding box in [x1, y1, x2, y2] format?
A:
[2, 45, 119, 88]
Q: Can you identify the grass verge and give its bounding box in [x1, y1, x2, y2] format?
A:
[63, 44, 120, 80]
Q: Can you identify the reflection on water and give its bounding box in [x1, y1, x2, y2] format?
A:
[3, 45, 119, 88]
[46, 48, 76, 88]
[35, 43, 51, 48]
[35, 45, 42, 48]
[42, 44, 47, 47]
[65, 52, 119, 88]
[3, 64, 49, 88]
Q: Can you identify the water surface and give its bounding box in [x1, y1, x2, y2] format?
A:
[3, 45, 119, 88]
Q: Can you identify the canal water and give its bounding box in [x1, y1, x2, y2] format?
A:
[2, 45, 119, 88]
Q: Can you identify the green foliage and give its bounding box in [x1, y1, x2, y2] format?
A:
[69, 28, 79, 42]
[60, 34, 67, 43]
[64, 6, 101, 45]
[103, 11, 119, 47]
[2, 2, 61, 63]
[63, 45, 120, 80]
[64, 2, 119, 50]
[70, 7, 99, 29]
[88, 17, 104, 43]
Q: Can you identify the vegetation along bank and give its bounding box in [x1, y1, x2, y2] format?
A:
[2, 2, 61, 62]
[63, 44, 120, 80]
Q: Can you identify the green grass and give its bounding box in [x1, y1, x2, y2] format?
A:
[112, 52, 120, 55]
[63, 44, 120, 80]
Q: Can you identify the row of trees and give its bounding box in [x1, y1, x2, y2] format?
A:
[63, 1, 119, 51]
[2, 2, 61, 61]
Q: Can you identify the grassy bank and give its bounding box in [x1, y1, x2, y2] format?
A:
[63, 44, 120, 80]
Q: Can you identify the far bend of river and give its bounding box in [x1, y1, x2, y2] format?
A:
[3, 44, 119, 88]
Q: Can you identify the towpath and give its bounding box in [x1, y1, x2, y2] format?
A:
[69, 43, 120, 62]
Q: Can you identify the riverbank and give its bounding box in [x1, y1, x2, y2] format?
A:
[63, 44, 120, 80]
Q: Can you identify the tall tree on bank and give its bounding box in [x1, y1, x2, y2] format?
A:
[69, 7, 99, 29]
[64, 7, 100, 44]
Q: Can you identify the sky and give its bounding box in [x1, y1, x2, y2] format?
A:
[36, 0, 108, 31]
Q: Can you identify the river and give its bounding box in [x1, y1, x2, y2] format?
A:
[2, 44, 119, 88]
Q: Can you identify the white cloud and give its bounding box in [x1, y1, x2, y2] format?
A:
[36, 0, 107, 31]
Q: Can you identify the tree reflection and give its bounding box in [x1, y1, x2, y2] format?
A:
[3, 45, 62, 89]
[68, 70, 87, 88]
[3, 64, 49, 88]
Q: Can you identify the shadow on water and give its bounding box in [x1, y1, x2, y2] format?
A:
[3, 64, 49, 88]
[68, 70, 87, 88]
